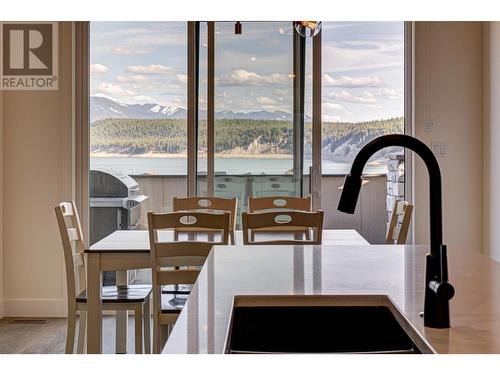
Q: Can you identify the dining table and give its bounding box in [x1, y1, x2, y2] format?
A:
[84, 229, 369, 353]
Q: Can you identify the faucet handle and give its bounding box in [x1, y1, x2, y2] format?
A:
[428, 244, 455, 301]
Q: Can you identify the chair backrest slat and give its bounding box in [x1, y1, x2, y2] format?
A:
[242, 210, 324, 245]
[386, 199, 413, 244]
[151, 210, 230, 233]
[173, 196, 238, 233]
[148, 211, 230, 288]
[248, 196, 311, 213]
[55, 201, 87, 305]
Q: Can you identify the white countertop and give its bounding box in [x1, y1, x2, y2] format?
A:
[162, 244, 500, 354]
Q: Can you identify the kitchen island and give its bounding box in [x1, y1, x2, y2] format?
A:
[162, 245, 500, 354]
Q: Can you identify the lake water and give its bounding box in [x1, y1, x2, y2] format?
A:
[90, 156, 387, 176]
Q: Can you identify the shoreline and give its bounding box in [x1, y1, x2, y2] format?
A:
[90, 152, 293, 159]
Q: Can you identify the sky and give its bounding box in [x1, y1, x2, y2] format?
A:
[90, 21, 404, 122]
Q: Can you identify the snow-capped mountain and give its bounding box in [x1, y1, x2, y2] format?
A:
[90, 96, 311, 123]
[91, 95, 186, 122]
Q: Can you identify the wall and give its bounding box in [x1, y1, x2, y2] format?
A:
[0, 83, 4, 318]
[483, 22, 500, 262]
[413, 22, 484, 253]
[2, 22, 73, 317]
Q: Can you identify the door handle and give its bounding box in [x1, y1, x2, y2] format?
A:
[309, 166, 313, 195]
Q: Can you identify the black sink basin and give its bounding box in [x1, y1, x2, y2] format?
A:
[224, 295, 433, 354]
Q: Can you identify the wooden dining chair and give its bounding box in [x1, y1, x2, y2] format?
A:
[252, 176, 296, 198]
[55, 201, 152, 354]
[248, 196, 312, 240]
[147, 211, 230, 353]
[386, 199, 414, 244]
[248, 195, 312, 213]
[172, 196, 238, 244]
[242, 210, 324, 245]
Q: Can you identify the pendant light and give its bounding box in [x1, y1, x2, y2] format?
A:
[235, 21, 242, 35]
[294, 21, 322, 37]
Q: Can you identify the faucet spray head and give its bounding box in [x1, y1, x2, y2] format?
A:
[337, 174, 362, 214]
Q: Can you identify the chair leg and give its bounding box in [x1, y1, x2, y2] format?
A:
[153, 313, 161, 354]
[77, 311, 87, 354]
[143, 299, 151, 354]
[160, 324, 169, 351]
[134, 306, 143, 354]
[66, 309, 77, 354]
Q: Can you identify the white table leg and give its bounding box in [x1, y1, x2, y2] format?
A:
[86, 253, 102, 354]
[116, 270, 129, 354]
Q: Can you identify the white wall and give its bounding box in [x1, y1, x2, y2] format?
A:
[483, 22, 500, 262]
[2, 22, 73, 317]
[0, 83, 4, 318]
[414, 22, 484, 253]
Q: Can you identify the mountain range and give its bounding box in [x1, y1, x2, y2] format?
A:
[90, 95, 312, 123]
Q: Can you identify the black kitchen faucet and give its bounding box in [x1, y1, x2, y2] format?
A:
[337, 134, 454, 328]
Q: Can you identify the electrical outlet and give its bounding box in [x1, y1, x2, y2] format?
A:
[424, 120, 434, 132]
[431, 142, 446, 157]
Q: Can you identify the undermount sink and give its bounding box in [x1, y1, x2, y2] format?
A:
[224, 295, 434, 354]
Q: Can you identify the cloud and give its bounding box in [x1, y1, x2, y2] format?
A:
[214, 91, 290, 113]
[256, 96, 278, 106]
[111, 47, 152, 55]
[126, 64, 172, 74]
[334, 40, 402, 52]
[93, 24, 187, 47]
[97, 82, 137, 97]
[322, 37, 404, 73]
[219, 69, 290, 86]
[377, 88, 402, 99]
[323, 74, 382, 87]
[131, 95, 157, 103]
[90, 64, 109, 75]
[329, 90, 376, 104]
[116, 75, 148, 83]
[175, 74, 188, 83]
[323, 102, 343, 110]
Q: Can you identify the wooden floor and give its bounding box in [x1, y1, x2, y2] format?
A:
[0, 316, 143, 354]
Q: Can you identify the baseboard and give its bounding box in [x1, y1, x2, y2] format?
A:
[0, 299, 4, 319]
[4, 298, 66, 318]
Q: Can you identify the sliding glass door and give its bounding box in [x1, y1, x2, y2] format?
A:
[195, 21, 318, 226]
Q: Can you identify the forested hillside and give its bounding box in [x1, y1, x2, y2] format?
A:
[90, 117, 404, 156]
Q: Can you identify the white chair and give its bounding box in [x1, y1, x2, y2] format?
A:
[248, 195, 312, 213]
[148, 211, 230, 353]
[242, 210, 324, 245]
[247, 195, 313, 240]
[55, 201, 152, 354]
[386, 199, 413, 244]
[173, 196, 238, 244]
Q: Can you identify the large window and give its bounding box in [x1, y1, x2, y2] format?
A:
[213, 22, 294, 176]
[321, 22, 405, 175]
[87, 21, 407, 245]
[89, 22, 188, 247]
[90, 22, 188, 176]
